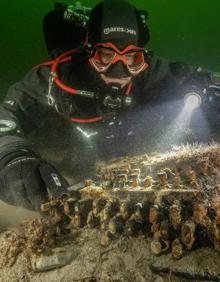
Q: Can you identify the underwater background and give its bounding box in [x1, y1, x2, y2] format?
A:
[0, 0, 220, 100]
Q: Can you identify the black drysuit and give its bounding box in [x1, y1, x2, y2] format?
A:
[0, 50, 218, 210]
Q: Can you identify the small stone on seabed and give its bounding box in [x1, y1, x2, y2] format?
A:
[33, 252, 74, 272]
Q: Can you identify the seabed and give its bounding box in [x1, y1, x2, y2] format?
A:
[0, 144, 220, 282]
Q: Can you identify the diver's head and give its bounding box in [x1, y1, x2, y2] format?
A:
[87, 0, 150, 90]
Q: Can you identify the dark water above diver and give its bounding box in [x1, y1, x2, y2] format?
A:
[0, 0, 220, 99]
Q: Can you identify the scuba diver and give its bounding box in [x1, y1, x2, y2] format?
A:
[0, 0, 219, 211]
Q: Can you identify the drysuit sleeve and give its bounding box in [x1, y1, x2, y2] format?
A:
[0, 65, 51, 147]
[140, 54, 208, 104]
[0, 66, 50, 163]
[141, 55, 220, 104]
[144, 55, 220, 108]
[138, 55, 220, 137]
[0, 66, 69, 210]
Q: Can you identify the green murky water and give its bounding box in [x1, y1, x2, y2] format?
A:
[0, 0, 220, 99]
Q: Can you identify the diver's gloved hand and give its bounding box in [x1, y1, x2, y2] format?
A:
[0, 150, 69, 211]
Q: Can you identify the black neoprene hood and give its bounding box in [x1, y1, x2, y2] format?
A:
[88, 0, 150, 49]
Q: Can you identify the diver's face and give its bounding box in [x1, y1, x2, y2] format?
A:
[89, 42, 148, 88]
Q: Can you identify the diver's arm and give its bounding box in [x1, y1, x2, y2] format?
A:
[140, 54, 196, 103]
[140, 55, 220, 137]
[0, 67, 69, 210]
[141, 54, 219, 104]
[0, 66, 51, 162]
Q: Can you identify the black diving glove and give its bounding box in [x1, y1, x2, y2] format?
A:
[0, 145, 69, 211]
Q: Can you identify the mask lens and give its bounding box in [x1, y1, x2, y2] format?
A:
[94, 47, 116, 66]
[125, 51, 145, 71]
